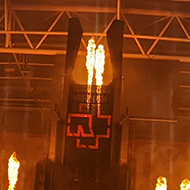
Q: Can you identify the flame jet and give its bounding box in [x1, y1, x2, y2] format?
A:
[8, 152, 20, 190]
[85, 38, 105, 108]
[95, 44, 105, 87]
[86, 38, 96, 86]
[155, 177, 167, 190]
[95, 44, 105, 106]
[86, 38, 96, 108]
[180, 179, 190, 190]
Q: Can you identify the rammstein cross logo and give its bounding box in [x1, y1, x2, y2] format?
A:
[67, 112, 111, 149]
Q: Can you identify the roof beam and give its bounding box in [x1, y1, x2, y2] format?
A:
[0, 106, 51, 111]
[10, 5, 116, 13]
[129, 117, 177, 123]
[0, 62, 54, 66]
[0, 47, 67, 55]
[0, 76, 53, 81]
[1, 47, 190, 62]
[0, 98, 52, 103]
[0, 5, 189, 17]
[124, 8, 190, 17]
[1, 31, 190, 43]
[123, 54, 190, 62]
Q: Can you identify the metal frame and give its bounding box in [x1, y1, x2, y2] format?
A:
[0, 3, 190, 60]
[1, 1, 190, 117]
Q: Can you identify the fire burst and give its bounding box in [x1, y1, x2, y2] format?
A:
[155, 176, 167, 190]
[86, 38, 96, 107]
[95, 44, 105, 87]
[95, 44, 105, 104]
[85, 38, 105, 107]
[86, 38, 96, 86]
[8, 152, 20, 190]
[180, 179, 190, 190]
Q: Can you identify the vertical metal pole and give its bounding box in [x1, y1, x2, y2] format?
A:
[0, 110, 3, 125]
[117, 0, 121, 20]
[4, 0, 8, 31]
[107, 19, 124, 190]
[4, 0, 8, 47]
[8, 9, 12, 46]
[4, 0, 9, 47]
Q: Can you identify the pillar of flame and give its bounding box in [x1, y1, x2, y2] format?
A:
[86, 38, 96, 107]
[8, 152, 20, 190]
[95, 44, 105, 87]
[180, 179, 190, 190]
[95, 44, 105, 104]
[85, 38, 105, 108]
[155, 177, 167, 190]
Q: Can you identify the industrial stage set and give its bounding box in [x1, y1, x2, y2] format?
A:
[1, 0, 190, 190]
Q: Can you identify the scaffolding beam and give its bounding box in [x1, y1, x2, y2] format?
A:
[0, 5, 187, 17]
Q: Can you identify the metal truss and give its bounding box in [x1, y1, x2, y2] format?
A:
[1, 1, 190, 116]
[0, 2, 190, 61]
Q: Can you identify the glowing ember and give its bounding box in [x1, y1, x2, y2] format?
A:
[95, 44, 105, 86]
[8, 152, 20, 190]
[86, 38, 96, 86]
[155, 176, 167, 190]
[180, 179, 190, 190]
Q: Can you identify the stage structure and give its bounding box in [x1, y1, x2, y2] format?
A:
[35, 17, 124, 190]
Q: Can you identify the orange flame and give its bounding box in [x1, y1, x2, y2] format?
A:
[95, 44, 105, 87]
[85, 38, 105, 107]
[86, 38, 96, 86]
[155, 177, 167, 190]
[8, 152, 20, 190]
[86, 38, 96, 108]
[180, 179, 190, 190]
